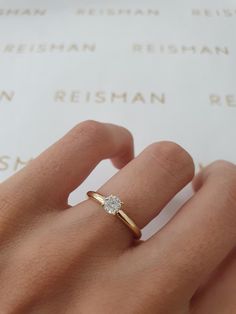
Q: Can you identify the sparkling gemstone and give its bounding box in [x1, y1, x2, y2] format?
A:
[103, 195, 122, 215]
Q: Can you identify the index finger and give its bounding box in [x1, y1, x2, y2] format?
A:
[0, 120, 134, 214]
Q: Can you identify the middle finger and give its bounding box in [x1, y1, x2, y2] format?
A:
[141, 160, 236, 299]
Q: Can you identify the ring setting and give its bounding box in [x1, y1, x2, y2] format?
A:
[104, 195, 123, 215]
[87, 191, 142, 239]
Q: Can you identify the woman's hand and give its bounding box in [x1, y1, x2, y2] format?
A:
[0, 120, 235, 314]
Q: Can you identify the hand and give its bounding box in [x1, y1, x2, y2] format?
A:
[0, 120, 235, 314]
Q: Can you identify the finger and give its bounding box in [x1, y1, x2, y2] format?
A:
[190, 248, 236, 314]
[144, 160, 236, 297]
[0, 120, 134, 214]
[192, 160, 232, 192]
[67, 141, 194, 248]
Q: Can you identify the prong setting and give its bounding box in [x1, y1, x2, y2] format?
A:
[103, 195, 122, 215]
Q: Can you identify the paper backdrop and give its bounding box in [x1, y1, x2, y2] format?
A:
[0, 0, 235, 238]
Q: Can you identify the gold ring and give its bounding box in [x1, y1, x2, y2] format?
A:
[87, 191, 142, 239]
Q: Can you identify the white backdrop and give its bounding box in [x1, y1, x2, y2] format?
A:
[0, 0, 235, 238]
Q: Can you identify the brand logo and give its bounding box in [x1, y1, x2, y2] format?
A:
[210, 94, 236, 107]
[0, 155, 33, 172]
[132, 44, 229, 55]
[54, 90, 166, 105]
[76, 8, 159, 16]
[0, 91, 14, 102]
[192, 9, 236, 17]
[0, 43, 96, 54]
[0, 9, 46, 16]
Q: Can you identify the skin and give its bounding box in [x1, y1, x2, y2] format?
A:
[0, 120, 235, 314]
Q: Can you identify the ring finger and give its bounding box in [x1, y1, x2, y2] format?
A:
[66, 140, 194, 249]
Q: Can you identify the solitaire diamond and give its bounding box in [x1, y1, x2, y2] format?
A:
[103, 195, 122, 215]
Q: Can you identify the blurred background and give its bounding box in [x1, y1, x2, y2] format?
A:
[0, 0, 235, 238]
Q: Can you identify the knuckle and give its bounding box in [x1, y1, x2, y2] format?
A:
[208, 159, 235, 174]
[68, 120, 106, 146]
[145, 141, 194, 181]
[207, 160, 236, 194]
[73, 120, 104, 138]
[207, 160, 236, 217]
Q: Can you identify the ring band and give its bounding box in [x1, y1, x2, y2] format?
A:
[87, 191, 142, 239]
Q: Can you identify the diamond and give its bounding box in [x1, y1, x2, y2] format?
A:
[103, 195, 122, 215]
